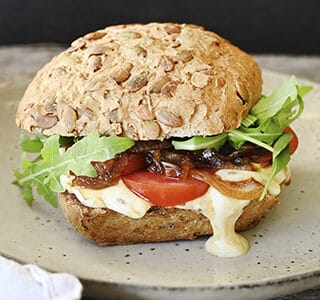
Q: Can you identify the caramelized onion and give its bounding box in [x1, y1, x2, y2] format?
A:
[72, 153, 131, 189]
[190, 169, 263, 200]
[71, 139, 271, 192]
[130, 140, 172, 153]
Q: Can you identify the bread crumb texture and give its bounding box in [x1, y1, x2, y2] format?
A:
[16, 23, 262, 139]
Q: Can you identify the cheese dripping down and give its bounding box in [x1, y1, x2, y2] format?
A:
[60, 166, 290, 257]
[177, 189, 250, 257]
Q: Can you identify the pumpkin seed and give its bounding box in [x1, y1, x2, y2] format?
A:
[128, 71, 149, 92]
[156, 107, 182, 127]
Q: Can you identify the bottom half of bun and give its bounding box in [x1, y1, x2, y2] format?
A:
[58, 192, 279, 245]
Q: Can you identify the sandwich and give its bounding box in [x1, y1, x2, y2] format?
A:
[14, 23, 310, 257]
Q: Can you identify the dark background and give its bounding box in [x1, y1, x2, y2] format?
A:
[1, 0, 320, 54]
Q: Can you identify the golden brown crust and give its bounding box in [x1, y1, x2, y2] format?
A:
[16, 23, 262, 140]
[58, 192, 279, 245]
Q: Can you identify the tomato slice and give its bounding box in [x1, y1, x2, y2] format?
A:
[122, 153, 146, 175]
[284, 127, 299, 155]
[122, 171, 209, 206]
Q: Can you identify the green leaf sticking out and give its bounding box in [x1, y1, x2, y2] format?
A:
[241, 114, 258, 128]
[172, 133, 228, 151]
[14, 132, 134, 206]
[228, 129, 275, 152]
[259, 132, 292, 200]
[20, 134, 48, 153]
[251, 76, 298, 121]
[172, 76, 311, 200]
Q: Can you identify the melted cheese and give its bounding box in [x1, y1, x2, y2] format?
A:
[60, 175, 151, 218]
[60, 165, 290, 258]
[177, 189, 250, 257]
[216, 166, 290, 196]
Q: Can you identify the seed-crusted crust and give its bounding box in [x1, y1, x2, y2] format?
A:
[58, 192, 279, 245]
[16, 23, 262, 140]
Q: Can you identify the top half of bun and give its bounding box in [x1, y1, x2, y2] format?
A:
[16, 23, 262, 140]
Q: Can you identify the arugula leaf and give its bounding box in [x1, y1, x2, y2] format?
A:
[259, 136, 291, 200]
[172, 133, 228, 151]
[272, 132, 292, 158]
[228, 128, 277, 150]
[298, 85, 312, 97]
[35, 177, 58, 207]
[241, 114, 257, 128]
[251, 76, 298, 121]
[172, 76, 311, 201]
[20, 135, 48, 153]
[14, 132, 134, 206]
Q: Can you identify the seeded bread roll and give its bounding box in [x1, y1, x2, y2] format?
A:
[59, 192, 279, 245]
[16, 23, 262, 140]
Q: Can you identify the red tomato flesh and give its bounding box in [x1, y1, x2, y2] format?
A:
[122, 171, 209, 206]
[284, 127, 299, 155]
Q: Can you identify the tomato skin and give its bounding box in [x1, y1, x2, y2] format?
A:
[122, 153, 146, 175]
[284, 127, 299, 155]
[122, 171, 209, 206]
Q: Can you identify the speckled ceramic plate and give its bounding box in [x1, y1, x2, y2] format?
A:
[0, 70, 319, 300]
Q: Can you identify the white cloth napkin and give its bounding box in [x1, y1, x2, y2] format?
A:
[0, 255, 82, 300]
